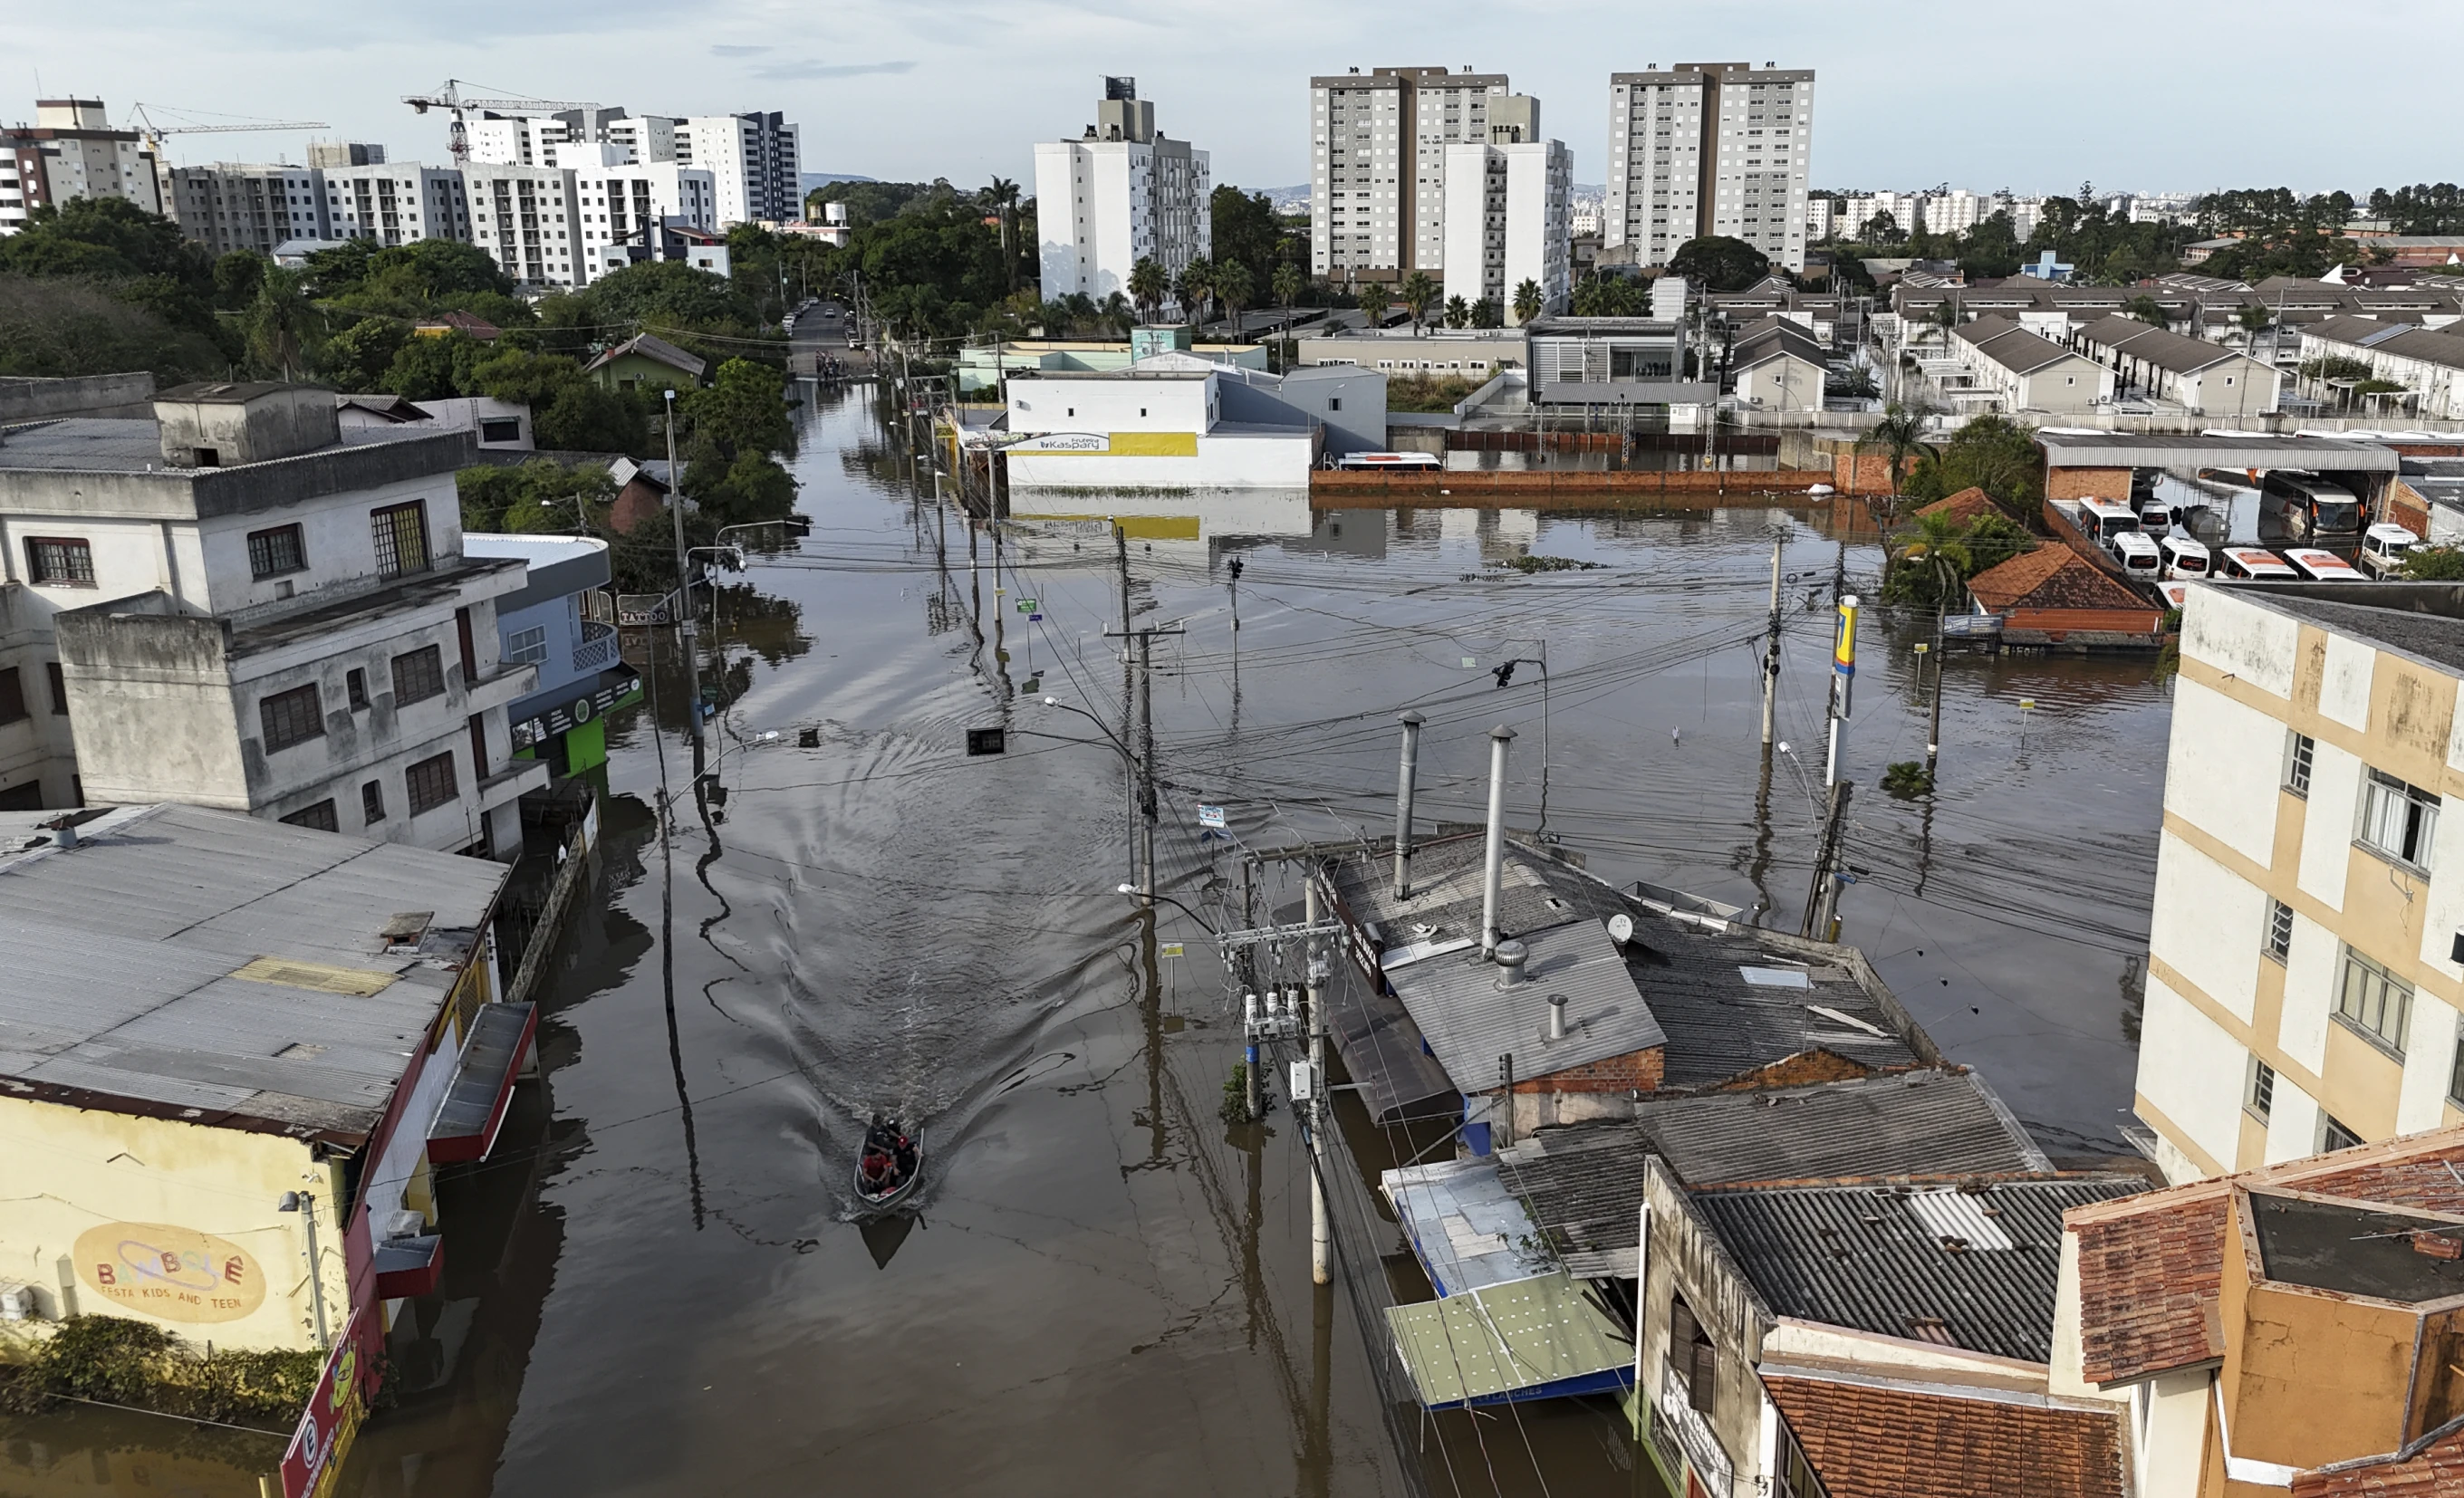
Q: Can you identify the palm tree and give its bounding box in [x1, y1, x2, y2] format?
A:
[1856, 402, 1936, 525]
[1886, 510, 1976, 610]
[1443, 294, 1469, 330]
[1927, 298, 1959, 351]
[1128, 256, 1169, 325]
[1399, 270, 1439, 336]
[1359, 280, 1391, 325]
[1102, 291, 1134, 338]
[1512, 278, 1544, 325]
[1272, 263, 1303, 326]
[246, 269, 314, 382]
[2238, 301, 2274, 354]
[1215, 260, 1254, 340]
[1470, 298, 1500, 330]
[985, 177, 1023, 293]
[1175, 255, 1215, 327]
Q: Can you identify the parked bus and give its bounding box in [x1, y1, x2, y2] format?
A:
[2259, 470, 2363, 539]
[2284, 548, 2366, 582]
[2217, 547, 2296, 581]
[2360, 523, 2420, 577]
[1333, 451, 1442, 470]
[2160, 533, 2212, 580]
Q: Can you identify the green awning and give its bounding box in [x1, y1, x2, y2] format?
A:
[1385, 1272, 1635, 1409]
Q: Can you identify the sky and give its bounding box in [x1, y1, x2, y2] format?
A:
[18, 0, 2463, 202]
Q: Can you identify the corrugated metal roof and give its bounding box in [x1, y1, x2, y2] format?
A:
[0, 802, 506, 1138]
[2036, 430, 2401, 474]
[1494, 1124, 1656, 1279]
[1385, 1271, 1635, 1409]
[1386, 917, 1666, 1090]
[1637, 1070, 2048, 1186]
[1382, 1154, 1555, 1295]
[1695, 1178, 2142, 1362]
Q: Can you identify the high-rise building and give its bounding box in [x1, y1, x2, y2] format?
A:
[318, 162, 470, 250]
[1034, 79, 1211, 311]
[557, 143, 717, 284]
[1440, 137, 1572, 317]
[307, 141, 386, 169]
[1310, 66, 1526, 283]
[675, 112, 800, 226]
[462, 162, 582, 287]
[0, 100, 163, 235]
[1605, 62, 1814, 273]
[168, 163, 329, 255]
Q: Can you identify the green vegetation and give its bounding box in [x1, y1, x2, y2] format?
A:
[1903, 413, 2044, 514]
[1209, 187, 1308, 316]
[1569, 274, 1652, 317]
[1882, 509, 2036, 609]
[0, 197, 229, 379]
[2402, 545, 2464, 581]
[2370, 184, 2464, 235]
[1387, 373, 1481, 412]
[1882, 762, 1935, 799]
[1497, 554, 1604, 573]
[1666, 235, 1771, 292]
[2300, 354, 2373, 382]
[0, 1315, 320, 1425]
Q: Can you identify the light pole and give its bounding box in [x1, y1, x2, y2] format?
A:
[1047, 696, 1145, 898]
[276, 1190, 330, 1351]
[664, 388, 706, 783]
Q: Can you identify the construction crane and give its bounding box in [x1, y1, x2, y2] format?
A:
[400, 80, 597, 167]
[125, 105, 329, 161]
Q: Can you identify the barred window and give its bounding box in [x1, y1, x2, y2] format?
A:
[258, 684, 324, 753]
[25, 537, 94, 587]
[391, 645, 445, 705]
[2265, 899, 2295, 963]
[2337, 946, 2414, 1055]
[0, 667, 24, 725]
[2284, 732, 2314, 795]
[505, 625, 549, 666]
[279, 799, 339, 832]
[2247, 1056, 2275, 1119]
[371, 500, 429, 578]
[2358, 770, 2439, 869]
[405, 751, 457, 814]
[361, 780, 385, 825]
[246, 523, 306, 579]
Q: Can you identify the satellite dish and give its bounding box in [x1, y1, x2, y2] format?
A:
[1606, 913, 1635, 946]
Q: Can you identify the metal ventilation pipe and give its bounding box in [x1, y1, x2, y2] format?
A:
[1495, 939, 1529, 987]
[1393, 710, 1426, 901]
[1480, 724, 1516, 958]
[1547, 993, 1566, 1042]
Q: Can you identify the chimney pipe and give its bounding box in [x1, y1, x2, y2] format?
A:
[1495, 939, 1528, 986]
[1547, 993, 1566, 1042]
[1393, 710, 1425, 900]
[1480, 724, 1516, 958]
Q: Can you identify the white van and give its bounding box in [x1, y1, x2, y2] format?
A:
[2360, 523, 2418, 577]
[2218, 547, 2296, 581]
[2079, 499, 2142, 548]
[2136, 498, 2174, 538]
[2285, 548, 2366, 582]
[2160, 533, 2212, 580]
[2111, 530, 2163, 577]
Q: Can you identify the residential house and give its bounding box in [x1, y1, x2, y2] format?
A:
[2298, 314, 2464, 419]
[463, 533, 639, 775]
[1964, 546, 2164, 648]
[1001, 352, 1320, 490]
[2134, 583, 2464, 1186]
[1949, 315, 2114, 415]
[2073, 315, 2281, 417]
[583, 333, 707, 399]
[1523, 316, 1714, 409]
[335, 395, 533, 452]
[1729, 315, 1828, 416]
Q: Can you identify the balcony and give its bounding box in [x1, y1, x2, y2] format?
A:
[572, 619, 620, 674]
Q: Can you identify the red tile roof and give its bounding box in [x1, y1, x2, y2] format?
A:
[2294, 1419, 2464, 1495]
[1966, 546, 2145, 613]
[1917, 486, 2004, 525]
[2067, 1128, 2464, 1387]
[1764, 1372, 2125, 1498]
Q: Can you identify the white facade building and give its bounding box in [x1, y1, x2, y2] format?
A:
[0, 382, 545, 854]
[1606, 62, 1812, 273]
[168, 163, 328, 255]
[1, 100, 163, 236]
[675, 112, 800, 226]
[557, 144, 717, 284]
[320, 163, 469, 249]
[461, 163, 582, 288]
[1440, 139, 1572, 318]
[1310, 67, 1521, 282]
[1003, 355, 1316, 491]
[1035, 81, 1210, 310]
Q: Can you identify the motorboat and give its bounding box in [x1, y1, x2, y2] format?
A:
[855, 1115, 922, 1209]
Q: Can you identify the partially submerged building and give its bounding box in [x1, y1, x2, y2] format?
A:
[463, 533, 637, 776]
[1964, 545, 2166, 649]
[1001, 352, 1328, 490]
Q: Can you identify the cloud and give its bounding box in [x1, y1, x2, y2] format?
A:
[747, 58, 918, 81]
[708, 43, 771, 56]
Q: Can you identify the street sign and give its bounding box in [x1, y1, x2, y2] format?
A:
[1016, 598, 1038, 613]
[1198, 804, 1227, 829]
[1028, 613, 1043, 622]
[1160, 943, 1185, 960]
[966, 728, 1006, 755]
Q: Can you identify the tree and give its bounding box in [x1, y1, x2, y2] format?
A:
[1398, 271, 1439, 335]
[1927, 298, 1960, 350]
[1512, 278, 1543, 325]
[1272, 263, 1303, 324]
[1470, 297, 1500, 330]
[1855, 402, 1937, 518]
[380, 331, 484, 399]
[213, 250, 268, 311]
[1667, 235, 1771, 293]
[1128, 256, 1169, 324]
[1175, 255, 1215, 325]
[2124, 294, 2170, 328]
[2237, 302, 2274, 343]
[2402, 545, 2464, 581]
[319, 317, 410, 391]
[1208, 187, 1301, 302]
[983, 177, 1022, 293]
[244, 268, 315, 382]
[1442, 294, 1469, 330]
[1358, 280, 1391, 324]
[1214, 260, 1254, 338]
[1905, 413, 2043, 514]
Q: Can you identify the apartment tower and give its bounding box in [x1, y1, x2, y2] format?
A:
[1310, 66, 1533, 283]
[1604, 62, 1814, 273]
[1034, 79, 1211, 312]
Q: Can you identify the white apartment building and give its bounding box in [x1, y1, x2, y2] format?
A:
[1440, 139, 1572, 318]
[2137, 582, 2464, 1186]
[463, 163, 582, 288]
[0, 382, 545, 855]
[676, 112, 799, 226]
[1804, 196, 1834, 242]
[1606, 62, 1812, 273]
[557, 143, 717, 284]
[1310, 66, 1520, 283]
[1035, 80, 1210, 310]
[320, 163, 469, 249]
[169, 164, 329, 255]
[1, 100, 162, 235]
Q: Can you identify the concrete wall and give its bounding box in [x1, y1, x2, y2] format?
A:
[1640, 1157, 1771, 1496]
[2137, 972, 2247, 1179]
[0, 1095, 344, 1353]
[0, 372, 155, 422]
[155, 389, 338, 469]
[1279, 368, 1387, 456]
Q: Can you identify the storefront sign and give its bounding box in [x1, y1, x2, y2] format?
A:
[72, 1223, 265, 1323]
[281, 1307, 371, 1498]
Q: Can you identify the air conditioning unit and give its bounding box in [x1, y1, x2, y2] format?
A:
[0, 1283, 42, 1320]
[379, 1209, 426, 1242]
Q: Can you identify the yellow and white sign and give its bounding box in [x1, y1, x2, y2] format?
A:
[73, 1222, 267, 1323]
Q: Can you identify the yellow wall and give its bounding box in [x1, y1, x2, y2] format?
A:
[0, 1096, 347, 1356]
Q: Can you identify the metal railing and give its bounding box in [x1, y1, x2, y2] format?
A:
[572, 618, 620, 674]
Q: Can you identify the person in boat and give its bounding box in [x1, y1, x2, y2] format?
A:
[861, 1149, 894, 1191]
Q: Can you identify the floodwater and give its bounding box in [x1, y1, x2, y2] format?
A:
[2, 347, 2174, 1497]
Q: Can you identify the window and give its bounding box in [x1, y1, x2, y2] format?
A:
[2359, 769, 2440, 869]
[2286, 733, 2312, 799]
[405, 751, 457, 814]
[361, 780, 386, 826]
[505, 626, 549, 666]
[2265, 899, 2295, 963]
[479, 418, 522, 443]
[279, 800, 340, 832]
[1670, 1296, 1717, 1416]
[2247, 1056, 2276, 1119]
[0, 667, 24, 725]
[258, 684, 324, 752]
[391, 645, 446, 705]
[346, 668, 369, 710]
[246, 523, 306, 579]
[25, 537, 95, 588]
[2338, 946, 2414, 1055]
[371, 500, 430, 578]
[2323, 1115, 2363, 1152]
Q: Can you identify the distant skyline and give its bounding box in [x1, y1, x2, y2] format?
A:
[16, 0, 2460, 207]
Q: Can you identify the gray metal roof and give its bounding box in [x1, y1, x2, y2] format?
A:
[1695, 1178, 2144, 1362]
[1635, 1070, 2048, 1186]
[1629, 917, 1919, 1086]
[1382, 1154, 1556, 1295]
[0, 802, 507, 1139]
[2035, 430, 2401, 474]
[1956, 317, 2089, 377]
[1494, 1124, 1655, 1278]
[0, 417, 442, 474]
[1387, 917, 1665, 1089]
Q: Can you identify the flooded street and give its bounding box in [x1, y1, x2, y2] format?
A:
[4, 387, 2171, 1498]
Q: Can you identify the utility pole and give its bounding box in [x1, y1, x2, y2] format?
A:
[1115, 523, 1138, 891]
[1803, 782, 1853, 941]
[1825, 594, 1859, 789]
[1304, 877, 1330, 1286]
[1392, 711, 1425, 900]
[1920, 639, 1943, 778]
[1105, 614, 1186, 906]
[1830, 540, 1846, 610]
[1760, 538, 1783, 748]
[664, 389, 705, 783]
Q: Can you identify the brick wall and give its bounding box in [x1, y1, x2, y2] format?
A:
[2388, 479, 2430, 538]
[2047, 466, 2132, 502]
[1709, 1048, 1876, 1091]
[1309, 469, 1831, 501]
[1507, 1043, 1666, 1094]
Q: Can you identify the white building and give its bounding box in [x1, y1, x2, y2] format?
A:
[1310, 67, 1521, 283]
[319, 163, 469, 249]
[1606, 62, 1813, 273]
[0, 382, 545, 855]
[462, 163, 582, 288]
[1440, 139, 1571, 318]
[1805, 196, 1834, 242]
[465, 115, 566, 169]
[1003, 354, 1318, 490]
[168, 163, 329, 256]
[675, 112, 800, 226]
[1, 100, 163, 235]
[556, 144, 717, 283]
[1035, 80, 1210, 310]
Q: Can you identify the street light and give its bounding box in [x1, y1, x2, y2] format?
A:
[277, 1190, 331, 1350]
[1114, 883, 1220, 934]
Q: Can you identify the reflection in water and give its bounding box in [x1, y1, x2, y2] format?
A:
[857, 1212, 918, 1270]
